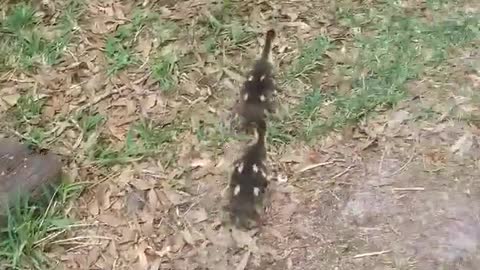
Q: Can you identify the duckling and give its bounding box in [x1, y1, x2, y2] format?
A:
[235, 29, 278, 130]
[228, 119, 269, 229]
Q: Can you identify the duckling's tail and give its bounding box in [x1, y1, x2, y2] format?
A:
[254, 119, 267, 146]
[261, 29, 275, 60]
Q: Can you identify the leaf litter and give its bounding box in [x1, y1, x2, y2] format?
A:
[2, 0, 480, 269]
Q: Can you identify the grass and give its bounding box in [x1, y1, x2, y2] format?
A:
[0, 1, 84, 70]
[105, 8, 159, 74]
[271, 3, 480, 143]
[0, 182, 83, 270]
[201, 4, 256, 52]
[78, 113, 105, 139]
[89, 120, 178, 166]
[288, 36, 332, 78]
[14, 95, 44, 123]
[1, 0, 479, 268]
[10, 94, 47, 147]
[151, 51, 179, 91]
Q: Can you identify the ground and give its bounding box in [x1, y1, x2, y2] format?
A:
[0, 0, 479, 269]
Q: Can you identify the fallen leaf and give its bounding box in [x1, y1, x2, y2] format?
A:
[140, 94, 157, 110]
[137, 36, 153, 59]
[130, 177, 153, 190]
[83, 73, 106, 97]
[450, 132, 474, 157]
[277, 173, 288, 183]
[235, 251, 251, 270]
[204, 227, 233, 247]
[88, 198, 100, 216]
[162, 188, 190, 206]
[2, 94, 21, 107]
[125, 189, 146, 215]
[97, 213, 125, 227]
[136, 243, 149, 269]
[170, 233, 185, 252]
[190, 158, 212, 168]
[231, 227, 256, 249]
[387, 110, 410, 130]
[181, 229, 195, 245]
[185, 207, 208, 224]
[149, 258, 162, 270]
[223, 68, 245, 83]
[147, 189, 161, 210]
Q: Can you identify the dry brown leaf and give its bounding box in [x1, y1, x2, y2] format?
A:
[468, 74, 480, 88]
[139, 211, 155, 236]
[130, 177, 153, 190]
[451, 132, 474, 157]
[140, 94, 157, 111]
[108, 123, 128, 141]
[279, 201, 297, 220]
[137, 36, 153, 59]
[42, 106, 56, 119]
[112, 2, 127, 20]
[171, 232, 186, 252]
[162, 187, 191, 206]
[1, 94, 21, 107]
[126, 189, 146, 214]
[185, 207, 208, 224]
[149, 258, 162, 270]
[88, 198, 100, 216]
[83, 73, 106, 97]
[223, 68, 245, 83]
[181, 229, 195, 245]
[231, 227, 256, 249]
[147, 189, 161, 210]
[190, 157, 212, 168]
[236, 251, 251, 270]
[136, 242, 149, 269]
[97, 213, 125, 227]
[387, 110, 410, 130]
[96, 183, 111, 210]
[204, 227, 233, 248]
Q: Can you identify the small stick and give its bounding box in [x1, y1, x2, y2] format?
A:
[353, 250, 391, 259]
[392, 187, 425, 191]
[331, 165, 355, 180]
[385, 151, 416, 177]
[296, 161, 334, 173]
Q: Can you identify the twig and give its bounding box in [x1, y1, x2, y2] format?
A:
[385, 151, 416, 178]
[331, 165, 355, 180]
[50, 235, 113, 245]
[354, 250, 391, 259]
[74, 87, 122, 114]
[392, 187, 425, 192]
[296, 161, 334, 174]
[378, 147, 386, 175]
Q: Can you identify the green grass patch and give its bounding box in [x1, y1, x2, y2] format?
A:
[288, 36, 332, 78]
[90, 120, 178, 166]
[105, 9, 160, 74]
[200, 4, 256, 53]
[269, 89, 331, 144]
[0, 1, 84, 70]
[332, 9, 479, 125]
[14, 95, 45, 123]
[0, 183, 83, 270]
[194, 121, 232, 148]
[77, 112, 105, 139]
[277, 4, 479, 143]
[151, 51, 179, 92]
